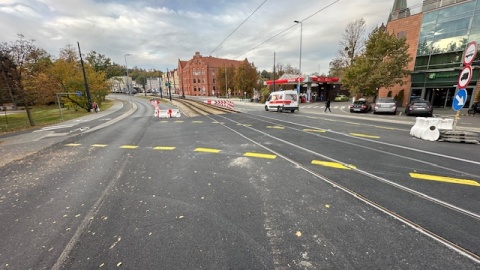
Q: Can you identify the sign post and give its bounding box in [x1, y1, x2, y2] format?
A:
[452, 41, 477, 130]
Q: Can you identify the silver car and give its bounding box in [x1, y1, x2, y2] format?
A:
[373, 98, 397, 114]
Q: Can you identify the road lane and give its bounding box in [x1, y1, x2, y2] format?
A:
[0, 96, 479, 269]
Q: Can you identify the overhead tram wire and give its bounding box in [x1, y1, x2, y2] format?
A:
[209, 0, 268, 56]
[236, 0, 341, 59]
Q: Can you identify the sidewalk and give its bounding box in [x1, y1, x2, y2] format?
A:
[0, 97, 133, 167]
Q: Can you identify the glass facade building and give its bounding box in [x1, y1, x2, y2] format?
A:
[411, 0, 480, 108]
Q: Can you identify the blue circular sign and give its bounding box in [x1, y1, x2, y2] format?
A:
[452, 89, 467, 111]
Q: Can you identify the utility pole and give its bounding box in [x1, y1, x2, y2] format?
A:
[77, 42, 92, 112]
[167, 68, 172, 101]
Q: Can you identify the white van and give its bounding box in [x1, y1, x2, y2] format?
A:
[264, 90, 299, 113]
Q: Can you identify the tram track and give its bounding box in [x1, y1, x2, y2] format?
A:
[200, 112, 480, 263]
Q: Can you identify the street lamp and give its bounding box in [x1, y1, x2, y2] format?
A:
[124, 53, 131, 95]
[294, 20, 302, 94]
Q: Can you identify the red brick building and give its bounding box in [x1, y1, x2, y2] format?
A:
[178, 52, 247, 97]
[382, 13, 423, 106]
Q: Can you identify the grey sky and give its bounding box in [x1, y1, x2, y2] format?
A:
[0, 0, 423, 75]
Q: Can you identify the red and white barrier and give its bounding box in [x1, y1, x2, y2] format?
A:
[151, 99, 181, 118]
[204, 100, 234, 110]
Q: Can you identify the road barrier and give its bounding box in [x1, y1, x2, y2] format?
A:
[150, 99, 181, 118]
[410, 117, 454, 141]
[154, 107, 181, 118]
[204, 100, 235, 110]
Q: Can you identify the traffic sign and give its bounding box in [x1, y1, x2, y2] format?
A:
[452, 88, 467, 111]
[463, 41, 477, 66]
[457, 65, 472, 88]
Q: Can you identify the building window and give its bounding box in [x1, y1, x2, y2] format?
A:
[193, 78, 196, 83]
[213, 78, 216, 83]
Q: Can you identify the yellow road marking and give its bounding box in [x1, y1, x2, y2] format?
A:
[374, 126, 396, 130]
[244, 152, 276, 159]
[267, 126, 284, 129]
[192, 121, 203, 123]
[410, 173, 480, 187]
[120, 145, 138, 149]
[65, 143, 81, 147]
[153, 146, 176, 150]
[350, 133, 380, 139]
[303, 129, 326, 133]
[91, 144, 108, 148]
[194, 148, 221, 153]
[160, 121, 168, 123]
[312, 160, 356, 170]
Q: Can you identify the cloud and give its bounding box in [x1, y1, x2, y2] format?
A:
[0, 0, 424, 75]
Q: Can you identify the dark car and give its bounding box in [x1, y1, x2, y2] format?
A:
[405, 99, 433, 117]
[349, 98, 372, 113]
[373, 98, 397, 114]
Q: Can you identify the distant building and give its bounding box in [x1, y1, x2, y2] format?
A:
[108, 76, 131, 93]
[178, 52, 247, 96]
[161, 69, 179, 95]
[384, 0, 479, 108]
[146, 77, 161, 92]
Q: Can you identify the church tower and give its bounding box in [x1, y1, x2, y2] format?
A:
[388, 0, 410, 22]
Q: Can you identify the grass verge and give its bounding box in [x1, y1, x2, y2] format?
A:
[0, 100, 114, 134]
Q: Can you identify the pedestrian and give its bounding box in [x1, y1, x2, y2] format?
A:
[324, 99, 331, 112]
[93, 101, 98, 113]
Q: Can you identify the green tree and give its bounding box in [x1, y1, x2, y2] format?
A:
[342, 27, 411, 98]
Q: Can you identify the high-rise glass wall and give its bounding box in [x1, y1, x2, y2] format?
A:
[412, 0, 479, 108]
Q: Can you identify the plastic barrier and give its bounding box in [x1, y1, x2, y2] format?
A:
[156, 108, 181, 118]
[410, 117, 454, 141]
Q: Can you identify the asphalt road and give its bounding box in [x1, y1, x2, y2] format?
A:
[0, 95, 479, 269]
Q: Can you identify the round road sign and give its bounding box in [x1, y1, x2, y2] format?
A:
[463, 41, 477, 66]
[452, 88, 467, 111]
[457, 65, 472, 89]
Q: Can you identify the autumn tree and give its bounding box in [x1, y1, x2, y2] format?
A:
[45, 45, 109, 111]
[216, 64, 236, 96]
[0, 34, 40, 125]
[342, 27, 411, 98]
[329, 18, 366, 78]
[234, 61, 259, 98]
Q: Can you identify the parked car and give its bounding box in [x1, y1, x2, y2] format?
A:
[373, 98, 397, 114]
[405, 99, 433, 117]
[349, 98, 372, 113]
[334, 94, 349, 102]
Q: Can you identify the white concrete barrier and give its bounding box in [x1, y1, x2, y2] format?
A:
[157, 109, 181, 118]
[410, 117, 454, 141]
